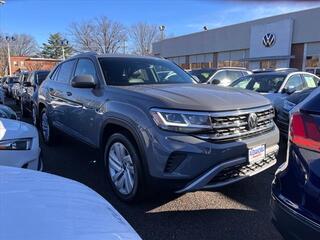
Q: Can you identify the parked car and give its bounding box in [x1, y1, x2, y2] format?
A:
[271, 87, 320, 239]
[37, 53, 279, 202]
[12, 72, 29, 103]
[276, 87, 317, 137]
[188, 67, 251, 85]
[0, 104, 17, 119]
[0, 166, 141, 240]
[230, 71, 320, 107]
[2, 76, 19, 97]
[20, 70, 50, 123]
[0, 117, 41, 170]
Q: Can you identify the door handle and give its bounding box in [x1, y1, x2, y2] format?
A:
[66, 92, 72, 96]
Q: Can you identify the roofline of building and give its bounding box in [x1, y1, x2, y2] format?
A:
[154, 6, 320, 44]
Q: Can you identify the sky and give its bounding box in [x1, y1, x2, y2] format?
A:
[0, 0, 320, 45]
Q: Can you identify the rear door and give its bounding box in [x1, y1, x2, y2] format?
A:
[47, 59, 76, 131]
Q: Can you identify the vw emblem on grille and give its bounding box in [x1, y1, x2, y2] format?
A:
[262, 33, 276, 48]
[248, 113, 258, 130]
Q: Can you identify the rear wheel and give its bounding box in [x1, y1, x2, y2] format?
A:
[40, 108, 56, 145]
[104, 133, 145, 202]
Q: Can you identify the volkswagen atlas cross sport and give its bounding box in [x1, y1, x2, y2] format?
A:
[37, 53, 279, 202]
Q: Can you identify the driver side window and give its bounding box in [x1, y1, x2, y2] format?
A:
[74, 59, 97, 79]
[285, 75, 304, 91]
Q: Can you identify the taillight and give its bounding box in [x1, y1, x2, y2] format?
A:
[290, 112, 320, 152]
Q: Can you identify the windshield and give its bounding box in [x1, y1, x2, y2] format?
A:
[99, 57, 195, 86]
[231, 74, 286, 93]
[189, 69, 217, 83]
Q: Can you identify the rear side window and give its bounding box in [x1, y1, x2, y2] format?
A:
[56, 60, 76, 83]
[303, 74, 319, 88]
[51, 66, 60, 81]
[74, 59, 96, 79]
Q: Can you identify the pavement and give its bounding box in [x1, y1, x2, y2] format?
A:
[8, 98, 284, 240]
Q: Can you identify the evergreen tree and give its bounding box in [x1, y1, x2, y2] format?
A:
[42, 33, 73, 59]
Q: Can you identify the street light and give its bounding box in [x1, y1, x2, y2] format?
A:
[203, 26, 208, 31]
[5, 36, 16, 76]
[159, 25, 165, 41]
[60, 39, 69, 60]
[0, 1, 5, 5]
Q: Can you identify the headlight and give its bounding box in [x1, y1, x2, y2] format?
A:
[0, 138, 32, 150]
[150, 108, 212, 133]
[283, 100, 296, 112]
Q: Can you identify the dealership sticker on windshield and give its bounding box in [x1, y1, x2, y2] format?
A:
[248, 145, 266, 164]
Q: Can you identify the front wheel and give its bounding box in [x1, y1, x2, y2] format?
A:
[104, 133, 145, 202]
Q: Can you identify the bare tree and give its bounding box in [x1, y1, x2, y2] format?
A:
[10, 34, 38, 56]
[130, 22, 161, 55]
[69, 16, 127, 54]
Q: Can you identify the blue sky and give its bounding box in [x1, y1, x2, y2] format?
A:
[0, 0, 320, 45]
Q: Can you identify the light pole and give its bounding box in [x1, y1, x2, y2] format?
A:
[0, 1, 5, 5]
[159, 25, 165, 41]
[5, 36, 15, 76]
[60, 39, 69, 60]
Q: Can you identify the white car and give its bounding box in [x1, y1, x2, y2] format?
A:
[0, 117, 41, 170]
[0, 166, 141, 240]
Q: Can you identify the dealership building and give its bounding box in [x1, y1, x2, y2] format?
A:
[153, 7, 320, 75]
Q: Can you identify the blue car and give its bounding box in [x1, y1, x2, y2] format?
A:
[271, 88, 320, 239]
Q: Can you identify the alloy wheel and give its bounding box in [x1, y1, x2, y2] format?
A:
[108, 142, 135, 195]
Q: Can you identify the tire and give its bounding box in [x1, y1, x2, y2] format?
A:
[104, 133, 145, 202]
[40, 108, 56, 145]
[20, 100, 28, 117]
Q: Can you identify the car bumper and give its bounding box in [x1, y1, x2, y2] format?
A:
[146, 126, 279, 191]
[271, 193, 320, 240]
[0, 145, 41, 171]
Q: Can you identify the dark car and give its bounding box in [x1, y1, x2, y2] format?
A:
[276, 86, 318, 137]
[20, 70, 50, 124]
[188, 67, 251, 85]
[271, 87, 320, 239]
[37, 53, 279, 202]
[2, 76, 19, 97]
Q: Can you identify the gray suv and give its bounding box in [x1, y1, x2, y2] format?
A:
[38, 53, 279, 201]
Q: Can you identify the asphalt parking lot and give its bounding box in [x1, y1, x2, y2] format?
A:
[7, 98, 284, 240]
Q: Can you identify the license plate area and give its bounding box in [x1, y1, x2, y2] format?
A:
[248, 145, 266, 164]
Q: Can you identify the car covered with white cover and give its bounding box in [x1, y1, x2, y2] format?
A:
[0, 117, 41, 170]
[0, 166, 141, 240]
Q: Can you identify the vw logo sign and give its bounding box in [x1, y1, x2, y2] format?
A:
[248, 113, 258, 130]
[262, 33, 276, 48]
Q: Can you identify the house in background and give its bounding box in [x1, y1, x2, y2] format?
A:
[10, 56, 60, 74]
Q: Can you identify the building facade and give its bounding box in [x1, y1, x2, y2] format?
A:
[10, 56, 60, 74]
[153, 7, 320, 76]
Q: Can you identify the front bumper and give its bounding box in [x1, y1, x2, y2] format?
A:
[0, 140, 41, 171]
[146, 125, 279, 191]
[271, 193, 320, 240]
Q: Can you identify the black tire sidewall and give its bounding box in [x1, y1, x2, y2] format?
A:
[40, 108, 54, 145]
[104, 133, 142, 202]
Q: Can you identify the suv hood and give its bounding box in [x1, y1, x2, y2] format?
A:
[121, 84, 271, 111]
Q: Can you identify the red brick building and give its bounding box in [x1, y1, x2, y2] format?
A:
[10, 56, 60, 74]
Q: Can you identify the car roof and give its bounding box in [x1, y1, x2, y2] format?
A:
[70, 52, 161, 61]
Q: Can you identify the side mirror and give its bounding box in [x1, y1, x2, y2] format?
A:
[71, 75, 96, 88]
[211, 79, 221, 85]
[23, 82, 31, 87]
[285, 85, 296, 95]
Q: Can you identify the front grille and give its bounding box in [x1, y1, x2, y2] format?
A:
[198, 106, 275, 142]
